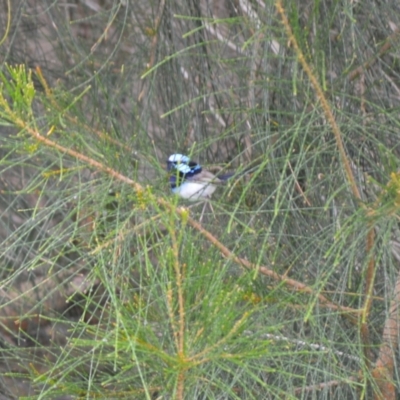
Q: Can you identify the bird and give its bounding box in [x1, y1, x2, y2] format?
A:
[167, 153, 233, 201]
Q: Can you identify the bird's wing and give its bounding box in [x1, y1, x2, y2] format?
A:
[187, 170, 223, 184]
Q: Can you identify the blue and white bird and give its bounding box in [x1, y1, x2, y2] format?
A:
[167, 153, 232, 201]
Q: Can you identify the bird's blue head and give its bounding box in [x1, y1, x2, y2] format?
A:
[168, 154, 203, 174]
[167, 154, 190, 171]
[167, 154, 202, 189]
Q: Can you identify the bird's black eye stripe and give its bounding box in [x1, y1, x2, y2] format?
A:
[167, 161, 177, 171]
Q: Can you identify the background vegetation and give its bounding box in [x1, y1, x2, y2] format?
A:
[1, 0, 400, 399]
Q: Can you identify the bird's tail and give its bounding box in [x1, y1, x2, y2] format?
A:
[218, 172, 235, 181]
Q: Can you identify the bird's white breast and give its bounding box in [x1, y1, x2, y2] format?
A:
[172, 181, 217, 201]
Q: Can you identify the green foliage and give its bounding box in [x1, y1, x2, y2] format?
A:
[1, 1, 400, 399]
[0, 64, 35, 120]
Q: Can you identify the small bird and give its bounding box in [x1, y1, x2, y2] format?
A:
[167, 153, 232, 201]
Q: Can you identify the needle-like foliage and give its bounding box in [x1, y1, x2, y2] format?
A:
[1, 1, 400, 399]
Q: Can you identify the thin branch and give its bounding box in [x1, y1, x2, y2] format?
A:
[275, 0, 361, 201]
[371, 263, 400, 400]
[348, 28, 400, 82]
